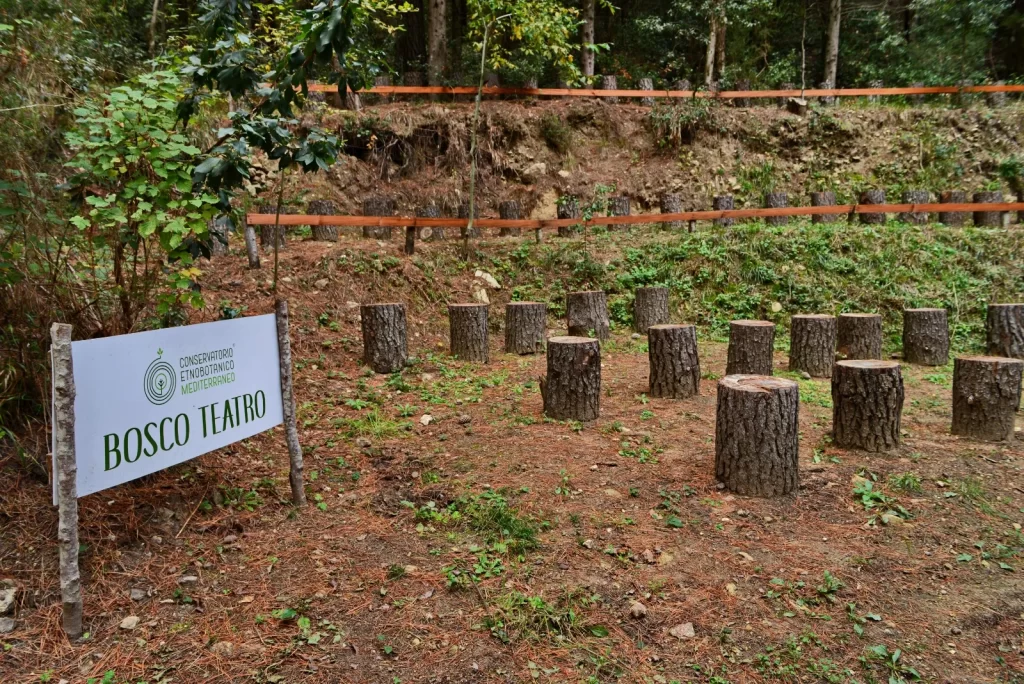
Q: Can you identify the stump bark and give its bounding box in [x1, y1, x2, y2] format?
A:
[647, 324, 700, 399]
[867, 80, 883, 104]
[838, 313, 883, 360]
[831, 360, 905, 452]
[541, 337, 601, 421]
[818, 80, 836, 107]
[498, 200, 522, 237]
[987, 82, 1007, 108]
[726, 320, 776, 376]
[902, 308, 949, 366]
[257, 204, 288, 249]
[557, 197, 581, 237]
[778, 82, 795, 107]
[987, 303, 1024, 359]
[505, 302, 547, 355]
[763, 191, 789, 226]
[734, 79, 751, 108]
[361, 303, 408, 374]
[715, 376, 800, 497]
[899, 190, 930, 225]
[713, 195, 735, 227]
[634, 286, 670, 333]
[416, 203, 444, 241]
[449, 303, 489, 363]
[638, 77, 655, 107]
[457, 202, 482, 239]
[601, 75, 619, 104]
[811, 191, 839, 224]
[939, 190, 967, 226]
[208, 216, 230, 256]
[660, 193, 683, 230]
[607, 196, 631, 229]
[674, 79, 691, 92]
[859, 190, 887, 225]
[789, 314, 837, 378]
[973, 191, 1004, 227]
[566, 290, 610, 341]
[909, 82, 925, 105]
[952, 356, 1023, 442]
[308, 199, 339, 242]
[363, 196, 395, 239]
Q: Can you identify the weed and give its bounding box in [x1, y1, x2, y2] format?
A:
[889, 472, 922, 493]
[486, 589, 597, 643]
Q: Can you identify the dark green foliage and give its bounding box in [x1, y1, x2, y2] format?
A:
[539, 113, 572, 154]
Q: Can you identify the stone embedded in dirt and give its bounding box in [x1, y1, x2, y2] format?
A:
[558, 169, 571, 178]
[631, 333, 641, 340]
[210, 641, 234, 656]
[602, 488, 623, 499]
[177, 575, 199, 585]
[522, 162, 547, 183]
[641, 549, 656, 564]
[129, 588, 147, 602]
[473, 270, 501, 290]
[629, 601, 648, 619]
[0, 617, 14, 634]
[800, 371, 812, 380]
[314, 278, 328, 290]
[420, 414, 433, 426]
[669, 622, 695, 639]
[355, 437, 372, 448]
[0, 582, 16, 615]
[726, 583, 737, 596]
[119, 615, 140, 630]
[473, 288, 489, 305]
[223, 534, 238, 544]
[457, 415, 472, 425]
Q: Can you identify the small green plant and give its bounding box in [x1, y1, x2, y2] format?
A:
[554, 469, 573, 496]
[539, 113, 572, 154]
[888, 472, 922, 493]
[861, 644, 920, 682]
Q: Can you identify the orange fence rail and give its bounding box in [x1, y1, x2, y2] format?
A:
[246, 202, 1024, 231]
[308, 83, 1024, 100]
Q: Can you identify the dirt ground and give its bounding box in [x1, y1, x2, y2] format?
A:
[1, 236, 1023, 684]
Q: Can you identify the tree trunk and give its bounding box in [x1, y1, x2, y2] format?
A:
[832, 360, 904, 452]
[634, 286, 670, 333]
[778, 82, 795, 107]
[361, 303, 408, 373]
[734, 79, 751, 108]
[449, 303, 489, 362]
[601, 75, 619, 104]
[427, 0, 447, 89]
[417, 203, 444, 241]
[837, 313, 883, 360]
[973, 191, 1004, 227]
[404, 225, 416, 255]
[987, 81, 1007, 108]
[638, 77, 655, 106]
[258, 204, 288, 249]
[867, 79, 883, 104]
[505, 302, 547, 355]
[715, 375, 800, 497]
[363, 196, 395, 239]
[899, 190, 930, 225]
[789, 314, 837, 378]
[208, 216, 230, 256]
[244, 222, 261, 269]
[902, 308, 949, 366]
[148, 0, 161, 55]
[939, 190, 967, 226]
[704, 15, 717, 87]
[987, 303, 1024, 359]
[726, 320, 775, 376]
[714, 15, 726, 82]
[567, 290, 610, 341]
[763, 191, 789, 226]
[275, 299, 306, 507]
[581, 0, 596, 80]
[499, 200, 521, 237]
[458, 201, 482, 239]
[660, 193, 683, 230]
[858, 190, 887, 225]
[824, 0, 841, 88]
[308, 199, 339, 242]
[818, 79, 836, 107]
[952, 356, 1023, 442]
[811, 191, 838, 224]
[541, 336, 601, 421]
[648, 324, 700, 399]
[713, 194, 734, 227]
[557, 196, 581, 237]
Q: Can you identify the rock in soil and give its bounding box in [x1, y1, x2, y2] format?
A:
[669, 622, 695, 639]
[629, 601, 648, 619]
[0, 617, 14, 633]
[119, 615, 140, 630]
[129, 588, 147, 602]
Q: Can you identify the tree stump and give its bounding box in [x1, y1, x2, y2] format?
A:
[778, 82, 795, 107]
[818, 80, 835, 107]
[308, 199, 339, 242]
[567, 290, 610, 341]
[361, 303, 408, 374]
[789, 314, 837, 378]
[417, 203, 444, 241]
[811, 191, 839, 224]
[449, 303, 489, 362]
[505, 302, 547, 355]
[859, 190, 887, 225]
[208, 216, 230, 256]
[952, 356, 1023, 442]
[457, 202, 482, 239]
[403, 71, 425, 87]
[726, 320, 775, 376]
[541, 337, 601, 421]
[987, 82, 1007, 108]
[675, 79, 691, 92]
[973, 191, 1004, 227]
[371, 75, 391, 105]
[363, 196, 395, 239]
[713, 195, 735, 227]
[660, 193, 683, 230]
[734, 79, 751, 108]
[557, 197, 581, 236]
[939, 190, 967, 226]
[909, 82, 925, 105]
[715, 375, 800, 497]
[638, 77, 655, 107]
[634, 286, 670, 333]
[498, 200, 522, 237]
[647, 324, 700, 399]
[837, 313, 883, 360]
[607, 196, 631, 229]
[763, 192, 789, 226]
[831, 360, 904, 452]
[902, 308, 949, 366]
[601, 75, 619, 104]
[787, 97, 808, 116]
[867, 80, 883, 104]
[899, 190, 930, 225]
[987, 303, 1024, 359]
[257, 204, 288, 249]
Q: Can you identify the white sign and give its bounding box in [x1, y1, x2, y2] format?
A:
[54, 315, 284, 501]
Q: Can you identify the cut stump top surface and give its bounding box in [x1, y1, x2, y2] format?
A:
[507, 301, 543, 306]
[957, 355, 1024, 365]
[649, 324, 695, 331]
[362, 302, 403, 307]
[570, 290, 605, 296]
[904, 307, 946, 313]
[835, 360, 900, 371]
[839, 313, 882, 319]
[792, 313, 835, 319]
[989, 303, 1024, 308]
[731, 320, 775, 327]
[548, 336, 598, 345]
[449, 303, 488, 309]
[719, 375, 798, 393]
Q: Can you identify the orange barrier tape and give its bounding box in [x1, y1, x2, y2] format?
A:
[308, 83, 1024, 99]
[246, 202, 1024, 229]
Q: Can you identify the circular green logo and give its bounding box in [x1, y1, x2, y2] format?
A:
[144, 357, 176, 405]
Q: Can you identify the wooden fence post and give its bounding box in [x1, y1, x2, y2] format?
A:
[50, 323, 83, 638]
[275, 299, 306, 507]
